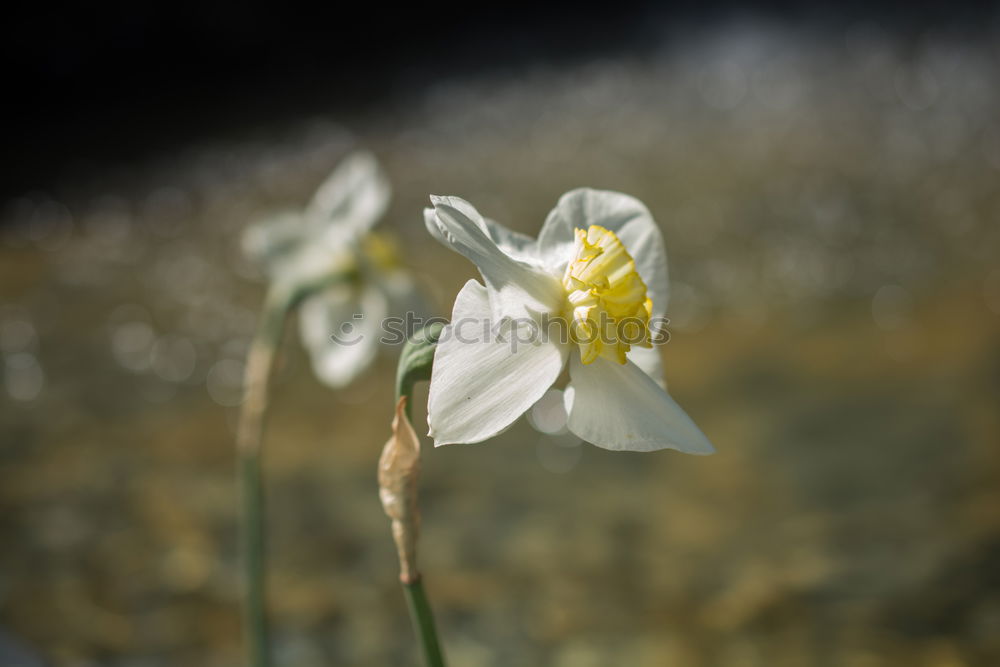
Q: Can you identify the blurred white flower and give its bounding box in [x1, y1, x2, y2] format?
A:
[424, 188, 713, 454]
[242, 151, 422, 388]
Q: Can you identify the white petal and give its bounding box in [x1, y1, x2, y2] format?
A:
[298, 283, 388, 388]
[265, 241, 356, 295]
[564, 353, 713, 454]
[537, 188, 670, 320]
[428, 280, 568, 446]
[482, 217, 540, 265]
[627, 345, 666, 388]
[306, 150, 391, 242]
[371, 267, 430, 321]
[241, 211, 309, 277]
[424, 196, 563, 321]
[626, 315, 669, 388]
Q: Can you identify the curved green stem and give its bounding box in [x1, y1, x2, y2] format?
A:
[237, 286, 293, 667]
[395, 322, 445, 420]
[403, 576, 446, 667]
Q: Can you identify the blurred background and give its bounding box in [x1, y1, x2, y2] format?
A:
[2, 3, 1000, 665]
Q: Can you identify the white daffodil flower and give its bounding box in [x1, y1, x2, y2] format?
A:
[423, 188, 714, 454]
[242, 150, 422, 388]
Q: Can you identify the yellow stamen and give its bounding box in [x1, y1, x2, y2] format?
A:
[562, 225, 653, 365]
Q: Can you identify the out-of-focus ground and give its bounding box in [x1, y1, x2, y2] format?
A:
[2, 21, 1000, 667]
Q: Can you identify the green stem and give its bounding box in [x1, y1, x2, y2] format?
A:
[236, 286, 293, 667]
[239, 450, 268, 667]
[391, 324, 448, 666]
[403, 576, 446, 667]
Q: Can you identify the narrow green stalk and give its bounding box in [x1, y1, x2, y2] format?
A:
[236, 286, 293, 667]
[403, 576, 446, 667]
[239, 451, 267, 667]
[388, 322, 448, 667]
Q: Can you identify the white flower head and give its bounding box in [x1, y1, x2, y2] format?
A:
[242, 150, 423, 388]
[423, 188, 714, 454]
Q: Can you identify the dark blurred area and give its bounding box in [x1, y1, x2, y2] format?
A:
[3, 3, 1000, 666]
[6, 2, 651, 196]
[3, 2, 998, 196]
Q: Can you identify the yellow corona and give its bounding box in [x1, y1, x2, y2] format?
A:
[562, 225, 653, 365]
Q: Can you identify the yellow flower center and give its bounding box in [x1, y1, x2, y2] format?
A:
[361, 232, 405, 273]
[562, 225, 653, 365]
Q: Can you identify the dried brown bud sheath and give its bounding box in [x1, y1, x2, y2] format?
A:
[379, 396, 422, 584]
